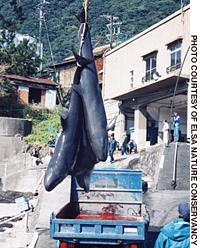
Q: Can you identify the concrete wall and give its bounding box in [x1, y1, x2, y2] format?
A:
[137, 142, 190, 190]
[0, 137, 45, 192]
[0, 117, 32, 137]
[0, 137, 33, 178]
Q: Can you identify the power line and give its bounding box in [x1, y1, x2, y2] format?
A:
[43, 18, 56, 73]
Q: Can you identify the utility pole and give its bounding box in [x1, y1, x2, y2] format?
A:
[35, 0, 50, 71]
[100, 15, 122, 49]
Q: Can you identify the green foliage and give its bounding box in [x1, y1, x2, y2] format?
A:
[0, 1, 41, 76]
[0, 0, 190, 69]
[23, 105, 65, 147]
[0, 0, 26, 43]
[0, 39, 42, 76]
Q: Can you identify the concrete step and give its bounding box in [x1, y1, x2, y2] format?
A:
[157, 142, 190, 190]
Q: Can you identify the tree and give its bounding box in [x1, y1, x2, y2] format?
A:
[0, 38, 42, 76]
[0, 0, 41, 77]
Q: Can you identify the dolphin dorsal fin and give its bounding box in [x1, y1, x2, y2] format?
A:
[106, 115, 118, 131]
[72, 46, 94, 67]
[56, 107, 69, 120]
[75, 7, 85, 23]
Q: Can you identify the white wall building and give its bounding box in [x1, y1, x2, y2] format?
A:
[103, 5, 190, 150]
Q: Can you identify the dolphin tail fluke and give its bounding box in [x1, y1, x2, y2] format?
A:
[75, 7, 85, 23]
[72, 46, 94, 67]
[106, 115, 118, 131]
[56, 107, 69, 120]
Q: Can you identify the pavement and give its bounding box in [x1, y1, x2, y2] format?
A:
[0, 151, 190, 247]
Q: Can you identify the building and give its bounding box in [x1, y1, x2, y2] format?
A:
[103, 5, 190, 150]
[49, 44, 111, 93]
[4, 74, 57, 109]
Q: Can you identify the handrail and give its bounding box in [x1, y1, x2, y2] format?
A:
[0, 208, 33, 226]
[171, 142, 178, 189]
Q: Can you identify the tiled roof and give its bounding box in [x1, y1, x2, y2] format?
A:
[4, 74, 57, 86]
[50, 44, 111, 67]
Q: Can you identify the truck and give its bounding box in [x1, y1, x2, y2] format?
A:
[50, 168, 149, 248]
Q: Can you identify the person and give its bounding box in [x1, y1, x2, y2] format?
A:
[121, 131, 128, 155]
[127, 139, 137, 154]
[48, 136, 56, 157]
[31, 147, 42, 166]
[171, 112, 181, 142]
[108, 133, 117, 163]
[162, 120, 169, 147]
[154, 202, 190, 248]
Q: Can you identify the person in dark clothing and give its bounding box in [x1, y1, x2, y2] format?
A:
[31, 148, 42, 166]
[121, 131, 128, 155]
[48, 136, 56, 157]
[171, 112, 181, 142]
[154, 202, 190, 248]
[108, 134, 117, 163]
[127, 139, 137, 154]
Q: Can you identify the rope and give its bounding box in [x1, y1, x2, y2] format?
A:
[79, 0, 89, 55]
[44, 18, 64, 105]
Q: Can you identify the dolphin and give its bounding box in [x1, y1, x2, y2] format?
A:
[68, 119, 98, 193]
[72, 9, 117, 162]
[44, 56, 93, 192]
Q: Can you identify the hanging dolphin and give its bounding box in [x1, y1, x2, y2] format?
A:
[68, 119, 98, 193]
[72, 9, 117, 162]
[44, 57, 93, 192]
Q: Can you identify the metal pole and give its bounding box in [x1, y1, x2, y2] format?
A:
[110, 16, 113, 49]
[24, 212, 28, 232]
[39, 1, 43, 71]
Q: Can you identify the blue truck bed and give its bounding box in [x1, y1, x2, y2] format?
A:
[50, 168, 148, 247]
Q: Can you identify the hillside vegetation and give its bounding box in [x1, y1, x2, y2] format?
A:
[0, 0, 190, 69]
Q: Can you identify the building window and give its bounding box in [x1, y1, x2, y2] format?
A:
[167, 39, 182, 73]
[130, 70, 134, 89]
[142, 53, 157, 83]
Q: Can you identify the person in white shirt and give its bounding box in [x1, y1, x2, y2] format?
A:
[162, 120, 169, 147]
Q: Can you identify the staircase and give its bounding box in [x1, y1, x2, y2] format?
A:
[157, 142, 190, 190]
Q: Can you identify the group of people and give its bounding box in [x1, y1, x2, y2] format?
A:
[108, 131, 137, 163]
[162, 112, 181, 147]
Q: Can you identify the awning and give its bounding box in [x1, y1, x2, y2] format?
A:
[111, 72, 189, 101]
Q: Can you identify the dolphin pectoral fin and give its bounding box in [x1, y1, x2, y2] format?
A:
[75, 7, 85, 23]
[106, 115, 118, 131]
[72, 46, 94, 67]
[56, 107, 69, 120]
[72, 84, 82, 96]
[75, 169, 94, 193]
